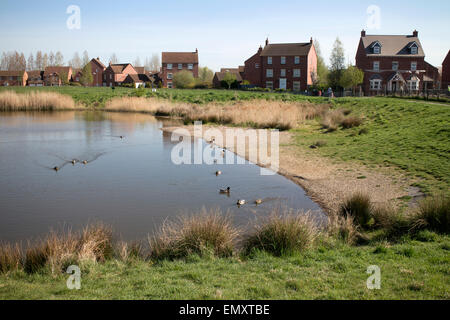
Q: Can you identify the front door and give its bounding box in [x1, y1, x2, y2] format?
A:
[279, 78, 287, 90]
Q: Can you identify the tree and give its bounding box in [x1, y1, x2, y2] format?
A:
[35, 51, 43, 70]
[145, 53, 160, 72]
[27, 53, 35, 70]
[110, 53, 118, 64]
[82, 51, 90, 66]
[329, 37, 346, 90]
[198, 66, 214, 85]
[173, 70, 195, 89]
[42, 53, 49, 69]
[48, 51, 55, 66]
[222, 72, 237, 89]
[59, 71, 69, 86]
[134, 57, 141, 67]
[313, 39, 329, 89]
[340, 66, 364, 94]
[80, 62, 93, 86]
[55, 51, 64, 66]
[69, 52, 82, 69]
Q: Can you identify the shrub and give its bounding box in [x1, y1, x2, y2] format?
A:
[173, 71, 195, 89]
[149, 209, 239, 260]
[372, 205, 413, 237]
[0, 243, 22, 274]
[341, 116, 364, 129]
[321, 109, 344, 131]
[415, 194, 450, 233]
[326, 211, 359, 245]
[339, 193, 373, 229]
[242, 211, 319, 256]
[78, 223, 114, 263]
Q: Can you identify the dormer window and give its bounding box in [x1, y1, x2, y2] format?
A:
[372, 41, 382, 54]
[411, 46, 418, 55]
[409, 42, 419, 55]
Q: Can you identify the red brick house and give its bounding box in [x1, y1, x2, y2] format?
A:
[243, 38, 317, 91]
[43, 67, 72, 86]
[72, 58, 106, 86]
[27, 70, 44, 86]
[424, 62, 440, 90]
[356, 30, 437, 95]
[0, 71, 28, 86]
[161, 50, 199, 88]
[442, 50, 450, 90]
[103, 63, 137, 87]
[213, 68, 243, 88]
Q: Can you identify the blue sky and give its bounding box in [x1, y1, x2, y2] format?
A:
[0, 0, 449, 70]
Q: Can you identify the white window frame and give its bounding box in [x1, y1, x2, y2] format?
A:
[411, 46, 418, 55]
[293, 69, 301, 78]
[178, 64, 183, 70]
[281, 56, 286, 65]
[167, 82, 173, 89]
[267, 57, 272, 65]
[188, 64, 193, 70]
[167, 73, 173, 80]
[294, 56, 300, 64]
[266, 81, 273, 89]
[370, 79, 382, 90]
[373, 45, 381, 54]
[255, 63, 260, 69]
[293, 81, 301, 91]
[167, 64, 173, 70]
[392, 61, 399, 71]
[411, 62, 417, 72]
[373, 61, 380, 72]
[407, 80, 419, 91]
[280, 69, 286, 77]
[266, 69, 273, 78]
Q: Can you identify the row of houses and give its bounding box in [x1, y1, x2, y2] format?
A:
[1, 30, 449, 95]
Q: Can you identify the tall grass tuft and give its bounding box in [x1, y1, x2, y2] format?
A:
[78, 223, 114, 263]
[326, 211, 359, 245]
[242, 210, 319, 256]
[0, 243, 22, 274]
[341, 116, 364, 129]
[339, 193, 373, 229]
[0, 91, 76, 111]
[415, 194, 450, 233]
[149, 209, 240, 260]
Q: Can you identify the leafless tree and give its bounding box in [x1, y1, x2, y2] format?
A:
[55, 51, 64, 66]
[134, 56, 141, 67]
[27, 53, 35, 70]
[69, 52, 83, 69]
[110, 53, 118, 64]
[82, 50, 90, 66]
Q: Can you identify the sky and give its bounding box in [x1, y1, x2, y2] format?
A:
[0, 0, 449, 71]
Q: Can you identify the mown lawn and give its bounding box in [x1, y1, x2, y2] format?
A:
[0, 234, 448, 300]
[291, 97, 450, 194]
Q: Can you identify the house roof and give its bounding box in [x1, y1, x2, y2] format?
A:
[125, 74, 145, 83]
[260, 42, 313, 57]
[220, 68, 239, 73]
[214, 71, 243, 82]
[134, 67, 145, 74]
[27, 70, 43, 78]
[91, 58, 106, 69]
[361, 34, 425, 57]
[162, 52, 198, 64]
[0, 70, 26, 77]
[44, 66, 72, 76]
[108, 64, 133, 74]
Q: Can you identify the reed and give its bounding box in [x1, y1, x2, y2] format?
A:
[0, 91, 76, 111]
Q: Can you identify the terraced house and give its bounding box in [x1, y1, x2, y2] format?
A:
[103, 63, 137, 87]
[442, 50, 450, 90]
[243, 38, 318, 91]
[0, 70, 27, 86]
[356, 30, 437, 95]
[161, 50, 199, 88]
[43, 66, 72, 86]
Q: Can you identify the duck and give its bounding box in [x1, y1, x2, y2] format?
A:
[255, 199, 263, 205]
[53, 166, 59, 172]
[216, 170, 222, 176]
[82, 160, 88, 165]
[220, 187, 231, 194]
[237, 199, 246, 206]
[71, 159, 78, 165]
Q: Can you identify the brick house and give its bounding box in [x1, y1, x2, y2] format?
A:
[243, 38, 317, 91]
[103, 63, 137, 87]
[27, 70, 44, 86]
[442, 50, 450, 90]
[44, 66, 72, 86]
[161, 50, 199, 88]
[213, 68, 243, 88]
[424, 62, 440, 90]
[356, 30, 437, 95]
[0, 71, 28, 86]
[72, 58, 106, 86]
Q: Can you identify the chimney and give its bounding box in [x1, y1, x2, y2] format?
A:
[265, 38, 269, 46]
[195, 48, 198, 53]
[361, 30, 366, 37]
[258, 45, 263, 53]
[310, 37, 313, 44]
[413, 30, 418, 37]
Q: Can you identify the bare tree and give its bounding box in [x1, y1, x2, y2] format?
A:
[134, 56, 141, 67]
[27, 53, 35, 70]
[148, 53, 160, 72]
[55, 51, 64, 66]
[35, 51, 43, 70]
[82, 50, 90, 66]
[42, 53, 48, 69]
[110, 53, 118, 64]
[69, 52, 82, 69]
[48, 51, 55, 66]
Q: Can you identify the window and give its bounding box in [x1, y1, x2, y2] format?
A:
[411, 62, 417, 71]
[392, 62, 399, 71]
[293, 69, 301, 77]
[281, 57, 286, 65]
[188, 64, 193, 70]
[266, 81, 273, 89]
[373, 61, 380, 71]
[370, 80, 382, 90]
[407, 80, 419, 91]
[266, 69, 273, 78]
[168, 82, 173, 89]
[110, 74, 112, 80]
[411, 46, 418, 55]
[255, 63, 260, 69]
[267, 57, 272, 65]
[167, 64, 173, 70]
[373, 45, 381, 54]
[280, 69, 286, 77]
[167, 73, 173, 80]
[295, 56, 300, 64]
[178, 64, 182, 70]
[293, 81, 301, 91]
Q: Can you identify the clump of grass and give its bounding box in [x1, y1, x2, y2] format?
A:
[321, 109, 344, 132]
[242, 210, 319, 256]
[23, 243, 48, 274]
[78, 223, 114, 263]
[116, 241, 145, 262]
[339, 193, 373, 229]
[358, 128, 369, 135]
[0, 243, 22, 274]
[310, 140, 327, 148]
[149, 209, 239, 260]
[0, 91, 76, 111]
[341, 116, 364, 129]
[326, 210, 359, 245]
[414, 194, 449, 233]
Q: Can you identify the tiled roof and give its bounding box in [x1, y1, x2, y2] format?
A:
[134, 67, 145, 74]
[361, 34, 425, 57]
[162, 52, 198, 64]
[0, 70, 26, 76]
[44, 66, 72, 76]
[27, 70, 43, 79]
[260, 42, 312, 57]
[214, 71, 243, 82]
[92, 58, 106, 69]
[109, 64, 131, 74]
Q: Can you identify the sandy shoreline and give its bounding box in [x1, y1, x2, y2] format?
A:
[161, 125, 414, 214]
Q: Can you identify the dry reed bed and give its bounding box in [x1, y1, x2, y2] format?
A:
[104, 97, 329, 130]
[0, 91, 77, 111]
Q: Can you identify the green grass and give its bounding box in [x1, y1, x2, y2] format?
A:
[1, 235, 448, 300]
[292, 97, 450, 194]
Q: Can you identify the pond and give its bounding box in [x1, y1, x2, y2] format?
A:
[0, 111, 322, 242]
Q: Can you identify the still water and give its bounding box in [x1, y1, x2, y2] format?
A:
[0, 111, 322, 242]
